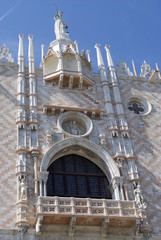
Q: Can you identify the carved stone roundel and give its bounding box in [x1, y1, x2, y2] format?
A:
[57, 111, 93, 137]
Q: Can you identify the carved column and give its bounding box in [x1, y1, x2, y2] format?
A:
[28, 35, 39, 155]
[75, 41, 82, 73]
[105, 45, 150, 234]
[95, 44, 122, 156]
[38, 172, 49, 197]
[58, 40, 63, 71]
[31, 151, 39, 201]
[16, 34, 29, 230]
[111, 177, 124, 200]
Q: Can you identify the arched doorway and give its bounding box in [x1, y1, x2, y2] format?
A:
[47, 154, 112, 199]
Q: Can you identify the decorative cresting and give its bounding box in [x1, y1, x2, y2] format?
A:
[57, 111, 93, 137]
[117, 59, 133, 76]
[0, 43, 14, 62]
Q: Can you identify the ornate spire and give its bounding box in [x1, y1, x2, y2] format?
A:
[28, 34, 35, 74]
[105, 45, 114, 69]
[95, 44, 105, 70]
[54, 11, 69, 40]
[18, 34, 24, 73]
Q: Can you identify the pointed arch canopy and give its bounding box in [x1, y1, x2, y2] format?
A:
[40, 137, 120, 180]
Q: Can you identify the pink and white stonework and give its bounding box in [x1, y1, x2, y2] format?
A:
[0, 12, 161, 240]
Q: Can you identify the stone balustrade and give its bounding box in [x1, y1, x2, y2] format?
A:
[37, 196, 138, 218]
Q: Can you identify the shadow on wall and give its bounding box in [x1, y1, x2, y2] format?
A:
[0, 84, 17, 106]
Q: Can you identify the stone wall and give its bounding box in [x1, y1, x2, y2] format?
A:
[0, 62, 18, 228]
[119, 76, 161, 235]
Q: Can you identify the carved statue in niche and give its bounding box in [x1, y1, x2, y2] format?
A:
[68, 121, 80, 135]
[20, 178, 27, 201]
[46, 130, 54, 147]
[54, 11, 69, 39]
[134, 183, 147, 209]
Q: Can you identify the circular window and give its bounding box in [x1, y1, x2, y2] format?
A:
[127, 96, 152, 115]
[57, 111, 93, 137]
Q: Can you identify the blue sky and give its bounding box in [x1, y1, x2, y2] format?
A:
[0, 0, 161, 74]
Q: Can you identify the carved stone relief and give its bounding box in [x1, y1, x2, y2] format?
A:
[63, 120, 84, 135]
[57, 111, 93, 137]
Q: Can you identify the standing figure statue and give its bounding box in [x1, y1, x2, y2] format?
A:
[134, 184, 147, 209]
[20, 178, 27, 200]
[54, 11, 69, 39]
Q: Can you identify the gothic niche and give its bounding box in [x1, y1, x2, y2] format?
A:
[30, 125, 38, 148]
[18, 123, 26, 147]
[57, 111, 93, 137]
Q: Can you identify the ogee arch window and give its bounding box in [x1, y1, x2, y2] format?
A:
[47, 154, 112, 199]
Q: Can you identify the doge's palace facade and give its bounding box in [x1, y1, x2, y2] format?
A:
[0, 11, 161, 240]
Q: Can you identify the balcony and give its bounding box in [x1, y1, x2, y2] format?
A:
[36, 196, 139, 235]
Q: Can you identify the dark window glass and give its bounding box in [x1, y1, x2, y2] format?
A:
[47, 154, 111, 199]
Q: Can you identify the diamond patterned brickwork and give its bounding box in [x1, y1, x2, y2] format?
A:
[36, 70, 104, 112]
[1, 61, 161, 238]
[0, 63, 18, 228]
[119, 76, 161, 235]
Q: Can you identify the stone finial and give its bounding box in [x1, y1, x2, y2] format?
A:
[41, 44, 45, 61]
[28, 34, 34, 58]
[17, 35, 25, 72]
[74, 41, 79, 54]
[28, 34, 35, 74]
[18, 34, 24, 58]
[105, 44, 114, 68]
[86, 50, 91, 62]
[95, 44, 105, 70]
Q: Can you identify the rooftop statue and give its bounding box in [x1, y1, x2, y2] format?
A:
[140, 60, 153, 78]
[54, 11, 69, 40]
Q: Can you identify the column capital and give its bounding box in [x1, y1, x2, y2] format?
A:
[31, 151, 39, 158]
